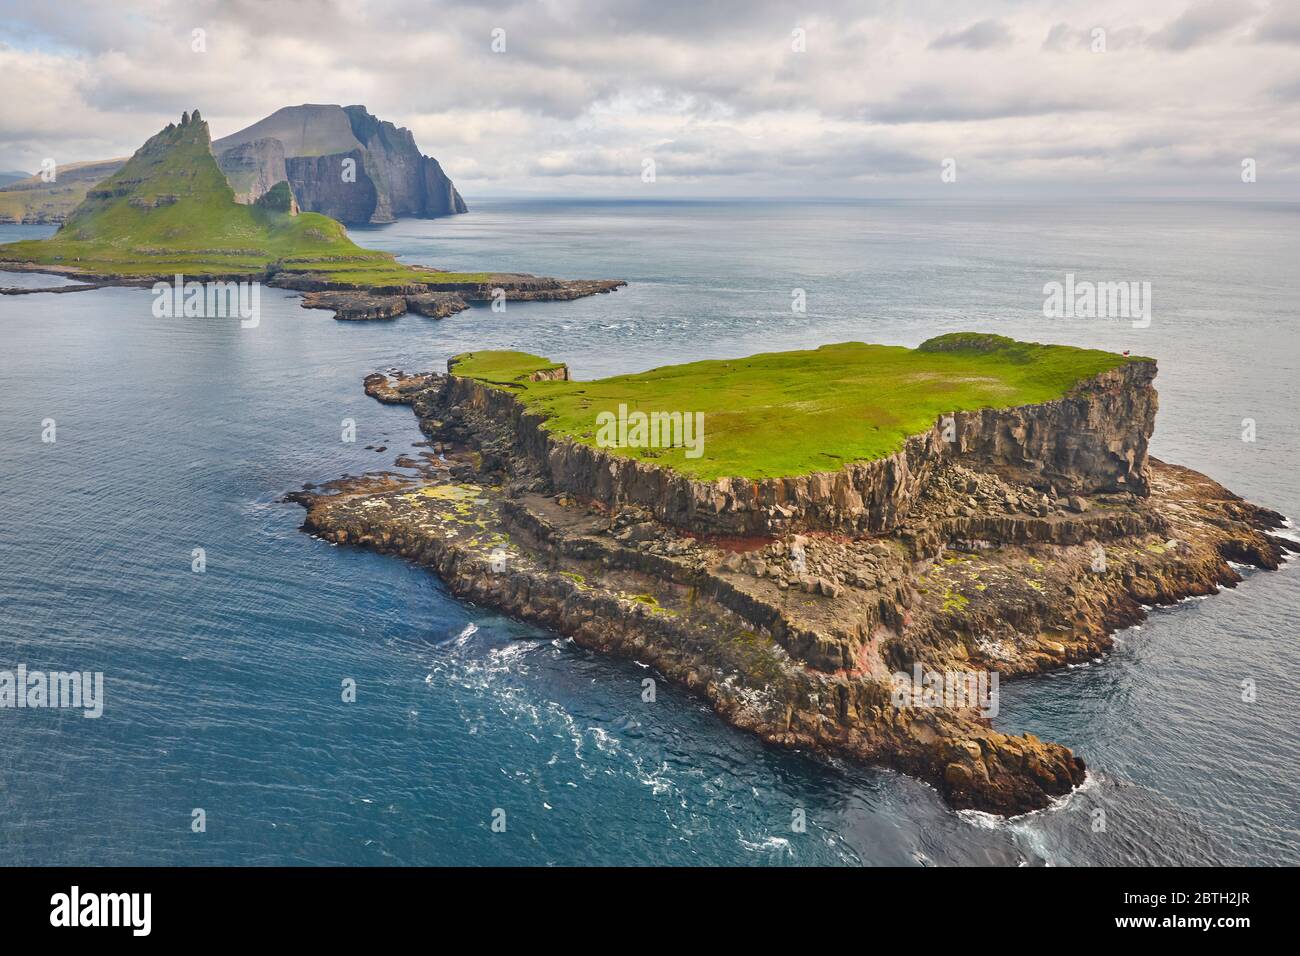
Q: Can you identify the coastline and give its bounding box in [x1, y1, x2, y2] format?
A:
[290, 356, 1294, 816]
[0, 259, 626, 319]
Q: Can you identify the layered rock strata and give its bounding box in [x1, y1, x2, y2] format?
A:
[433, 358, 1156, 536]
[291, 362, 1294, 815]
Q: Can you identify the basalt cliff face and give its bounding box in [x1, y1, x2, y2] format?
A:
[213, 104, 467, 224]
[291, 353, 1294, 816]
[0, 104, 467, 225]
[437, 357, 1158, 536]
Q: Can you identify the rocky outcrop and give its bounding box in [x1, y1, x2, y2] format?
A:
[300, 290, 409, 321]
[289, 275, 625, 320]
[292, 366, 1292, 816]
[433, 356, 1158, 536]
[253, 180, 298, 215]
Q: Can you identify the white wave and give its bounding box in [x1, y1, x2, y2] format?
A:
[958, 769, 1098, 830]
[738, 833, 792, 854]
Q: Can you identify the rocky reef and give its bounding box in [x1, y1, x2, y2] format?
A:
[293, 276, 625, 321]
[291, 346, 1295, 815]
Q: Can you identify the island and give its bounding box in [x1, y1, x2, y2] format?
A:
[0, 103, 466, 225]
[291, 334, 1294, 815]
[0, 111, 623, 318]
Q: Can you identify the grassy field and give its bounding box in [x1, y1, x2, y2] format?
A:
[451, 335, 1144, 480]
[0, 113, 485, 285]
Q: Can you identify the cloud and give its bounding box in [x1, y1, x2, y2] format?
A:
[1149, 0, 1258, 51]
[929, 19, 1014, 51]
[0, 0, 1297, 197]
[1042, 23, 1147, 52]
[1253, 0, 1300, 43]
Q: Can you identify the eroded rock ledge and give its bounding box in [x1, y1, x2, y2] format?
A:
[292, 274, 626, 321]
[292, 362, 1294, 816]
[0, 260, 625, 320]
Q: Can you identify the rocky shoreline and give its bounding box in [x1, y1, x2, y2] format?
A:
[296, 276, 626, 321]
[291, 360, 1295, 816]
[0, 260, 625, 319]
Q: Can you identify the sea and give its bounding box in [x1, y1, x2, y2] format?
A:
[1, 199, 1297, 865]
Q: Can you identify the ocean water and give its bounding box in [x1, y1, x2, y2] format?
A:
[1, 199, 1297, 866]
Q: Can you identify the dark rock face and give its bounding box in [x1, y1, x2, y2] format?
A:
[435, 359, 1159, 536]
[213, 104, 467, 224]
[283, 150, 379, 225]
[341, 105, 467, 221]
[953, 362, 1158, 496]
[216, 138, 287, 204]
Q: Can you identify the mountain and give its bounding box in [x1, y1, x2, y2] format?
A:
[1, 110, 622, 301]
[0, 110, 388, 277]
[0, 170, 32, 186]
[0, 158, 127, 223]
[0, 105, 466, 225]
[212, 104, 467, 224]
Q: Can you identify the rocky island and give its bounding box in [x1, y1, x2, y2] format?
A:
[292, 334, 1294, 815]
[0, 111, 622, 317]
[0, 103, 467, 225]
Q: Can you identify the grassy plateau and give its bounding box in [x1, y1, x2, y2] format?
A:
[451, 335, 1146, 480]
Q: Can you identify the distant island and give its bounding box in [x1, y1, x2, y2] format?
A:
[0, 111, 622, 319]
[293, 334, 1295, 815]
[0, 104, 466, 225]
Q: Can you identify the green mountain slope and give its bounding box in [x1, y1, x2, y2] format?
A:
[0, 110, 492, 286]
[0, 110, 384, 276]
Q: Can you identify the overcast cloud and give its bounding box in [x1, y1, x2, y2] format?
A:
[1, 0, 1298, 198]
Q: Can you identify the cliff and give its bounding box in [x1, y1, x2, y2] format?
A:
[0, 112, 624, 300]
[212, 104, 467, 223]
[0, 110, 392, 280]
[441, 338, 1157, 535]
[292, 339, 1294, 816]
[0, 104, 467, 225]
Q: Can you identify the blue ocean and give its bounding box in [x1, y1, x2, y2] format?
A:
[1, 199, 1297, 865]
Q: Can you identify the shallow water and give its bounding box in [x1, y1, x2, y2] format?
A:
[1, 200, 1297, 865]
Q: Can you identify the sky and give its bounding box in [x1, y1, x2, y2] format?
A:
[1, 0, 1299, 199]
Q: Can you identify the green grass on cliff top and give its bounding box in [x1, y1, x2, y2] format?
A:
[450, 334, 1148, 480]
